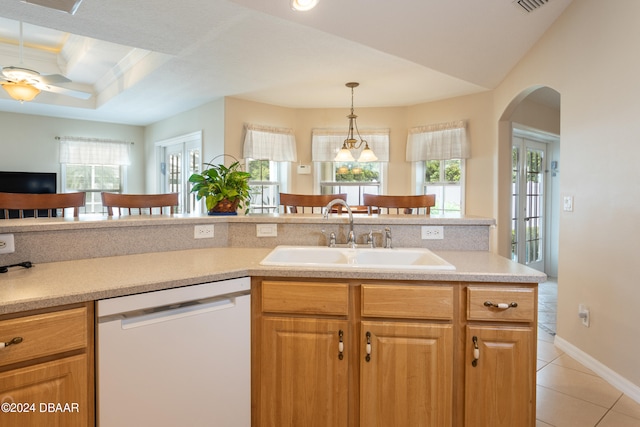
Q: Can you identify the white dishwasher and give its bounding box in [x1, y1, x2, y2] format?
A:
[96, 277, 251, 427]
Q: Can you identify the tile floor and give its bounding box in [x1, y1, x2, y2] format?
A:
[536, 278, 640, 426]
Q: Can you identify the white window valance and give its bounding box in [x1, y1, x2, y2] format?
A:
[311, 129, 390, 162]
[242, 123, 297, 162]
[58, 136, 131, 165]
[405, 120, 470, 161]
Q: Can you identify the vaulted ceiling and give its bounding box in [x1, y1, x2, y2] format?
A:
[0, 0, 571, 126]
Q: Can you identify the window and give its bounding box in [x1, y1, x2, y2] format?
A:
[63, 165, 124, 213]
[58, 137, 131, 214]
[406, 121, 470, 215]
[318, 161, 382, 205]
[247, 159, 286, 213]
[312, 129, 389, 206]
[243, 124, 297, 213]
[422, 159, 464, 214]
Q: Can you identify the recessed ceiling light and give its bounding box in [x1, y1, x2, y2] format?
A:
[291, 0, 319, 12]
[21, 0, 84, 15]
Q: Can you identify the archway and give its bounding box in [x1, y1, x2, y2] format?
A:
[498, 86, 560, 275]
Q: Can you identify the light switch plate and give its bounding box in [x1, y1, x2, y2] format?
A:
[0, 234, 15, 254]
[563, 195, 574, 212]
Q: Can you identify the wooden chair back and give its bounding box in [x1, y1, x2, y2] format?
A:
[363, 193, 436, 215]
[279, 193, 348, 214]
[101, 192, 179, 216]
[0, 192, 85, 219]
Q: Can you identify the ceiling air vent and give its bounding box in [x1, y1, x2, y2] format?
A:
[515, 0, 549, 13]
[20, 0, 84, 15]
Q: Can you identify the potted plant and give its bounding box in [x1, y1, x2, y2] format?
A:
[188, 158, 251, 215]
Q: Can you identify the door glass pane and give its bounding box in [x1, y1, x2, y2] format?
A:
[187, 148, 200, 214]
[525, 147, 544, 264]
[167, 152, 182, 213]
[511, 147, 520, 262]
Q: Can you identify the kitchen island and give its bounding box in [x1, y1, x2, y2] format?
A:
[0, 214, 544, 426]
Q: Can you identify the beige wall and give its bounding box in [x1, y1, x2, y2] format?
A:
[407, 92, 496, 222]
[223, 95, 499, 206]
[494, 0, 640, 392]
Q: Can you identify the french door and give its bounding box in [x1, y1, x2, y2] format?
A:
[511, 136, 546, 272]
[156, 131, 202, 214]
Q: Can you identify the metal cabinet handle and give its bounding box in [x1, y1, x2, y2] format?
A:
[365, 331, 372, 362]
[0, 337, 23, 349]
[338, 330, 344, 360]
[472, 336, 479, 367]
[484, 301, 518, 309]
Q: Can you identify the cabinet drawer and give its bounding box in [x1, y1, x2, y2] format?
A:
[0, 306, 88, 368]
[361, 285, 453, 320]
[467, 286, 535, 322]
[262, 281, 349, 316]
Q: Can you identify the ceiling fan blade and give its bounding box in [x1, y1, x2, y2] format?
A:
[39, 74, 72, 85]
[35, 83, 92, 100]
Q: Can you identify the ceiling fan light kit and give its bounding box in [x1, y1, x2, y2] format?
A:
[0, 21, 91, 102]
[1, 81, 41, 102]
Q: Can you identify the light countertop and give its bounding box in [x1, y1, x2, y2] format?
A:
[0, 247, 546, 315]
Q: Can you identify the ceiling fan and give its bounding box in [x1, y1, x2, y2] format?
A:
[0, 21, 92, 102]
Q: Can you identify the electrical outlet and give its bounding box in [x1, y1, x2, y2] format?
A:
[421, 226, 444, 240]
[578, 304, 590, 327]
[194, 225, 214, 239]
[257, 224, 277, 237]
[0, 234, 15, 254]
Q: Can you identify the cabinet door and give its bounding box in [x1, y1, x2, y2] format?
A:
[360, 321, 453, 427]
[0, 354, 88, 427]
[259, 317, 349, 427]
[465, 325, 535, 427]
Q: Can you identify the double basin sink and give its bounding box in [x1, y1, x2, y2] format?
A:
[260, 246, 455, 270]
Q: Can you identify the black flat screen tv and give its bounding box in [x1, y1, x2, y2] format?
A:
[0, 171, 58, 218]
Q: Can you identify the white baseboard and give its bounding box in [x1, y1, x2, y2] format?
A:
[554, 335, 640, 404]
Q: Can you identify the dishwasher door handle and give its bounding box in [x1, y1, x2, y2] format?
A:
[116, 292, 248, 330]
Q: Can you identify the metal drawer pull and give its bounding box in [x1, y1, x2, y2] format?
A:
[365, 331, 372, 362]
[472, 336, 479, 367]
[484, 301, 518, 309]
[338, 330, 344, 360]
[0, 336, 23, 349]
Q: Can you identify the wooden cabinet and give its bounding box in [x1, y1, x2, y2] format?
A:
[252, 278, 537, 427]
[360, 284, 453, 427]
[254, 280, 351, 427]
[464, 286, 537, 427]
[260, 317, 349, 427]
[0, 303, 94, 427]
[360, 321, 452, 426]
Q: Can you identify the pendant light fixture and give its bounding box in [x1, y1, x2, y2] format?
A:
[334, 82, 378, 163]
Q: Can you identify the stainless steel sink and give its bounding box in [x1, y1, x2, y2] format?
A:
[259, 246, 455, 270]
